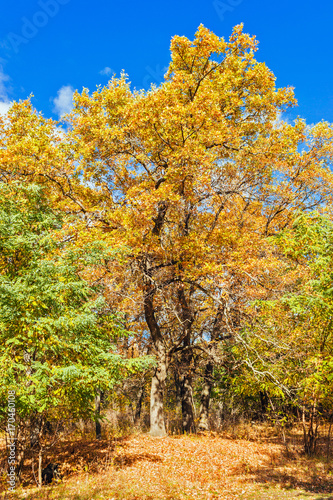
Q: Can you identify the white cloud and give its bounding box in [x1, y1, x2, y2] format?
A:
[99, 66, 113, 76]
[0, 67, 9, 98]
[54, 124, 66, 139]
[52, 85, 75, 119]
[0, 66, 12, 115]
[0, 101, 11, 115]
[272, 111, 291, 130]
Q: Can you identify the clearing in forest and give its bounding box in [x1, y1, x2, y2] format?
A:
[2, 432, 333, 500]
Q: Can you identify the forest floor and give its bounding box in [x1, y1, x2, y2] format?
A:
[1, 428, 333, 500]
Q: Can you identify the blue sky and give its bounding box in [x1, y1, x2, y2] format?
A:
[0, 0, 332, 124]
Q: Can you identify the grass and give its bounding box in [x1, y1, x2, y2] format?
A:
[1, 428, 333, 500]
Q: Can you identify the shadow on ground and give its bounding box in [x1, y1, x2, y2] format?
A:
[113, 452, 162, 468]
[238, 450, 333, 498]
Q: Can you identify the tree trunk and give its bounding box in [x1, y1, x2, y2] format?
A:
[143, 271, 169, 437]
[180, 372, 196, 433]
[302, 401, 319, 456]
[150, 344, 168, 436]
[259, 390, 269, 419]
[176, 286, 196, 434]
[38, 447, 43, 488]
[30, 414, 42, 449]
[326, 413, 333, 461]
[197, 304, 226, 431]
[174, 366, 182, 411]
[179, 348, 196, 433]
[16, 448, 25, 481]
[95, 389, 102, 440]
[134, 378, 145, 426]
[198, 361, 214, 431]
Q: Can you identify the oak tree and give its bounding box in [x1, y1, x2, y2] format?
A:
[67, 25, 333, 435]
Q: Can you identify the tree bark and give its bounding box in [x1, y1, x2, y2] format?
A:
[198, 304, 227, 431]
[144, 277, 168, 437]
[198, 361, 214, 431]
[259, 390, 268, 419]
[180, 349, 196, 433]
[30, 414, 42, 449]
[180, 375, 196, 433]
[38, 447, 43, 488]
[174, 365, 182, 411]
[150, 342, 168, 436]
[95, 389, 102, 440]
[176, 286, 196, 434]
[134, 377, 145, 426]
[16, 448, 25, 481]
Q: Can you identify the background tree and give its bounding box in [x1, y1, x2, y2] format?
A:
[231, 212, 333, 454]
[0, 182, 153, 485]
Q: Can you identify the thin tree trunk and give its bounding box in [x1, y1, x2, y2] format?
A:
[16, 448, 25, 481]
[198, 305, 225, 431]
[326, 414, 333, 462]
[198, 361, 214, 431]
[30, 414, 42, 449]
[38, 447, 43, 488]
[174, 365, 182, 411]
[269, 397, 290, 456]
[259, 390, 269, 419]
[302, 401, 319, 456]
[134, 378, 145, 425]
[302, 405, 308, 453]
[95, 389, 102, 440]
